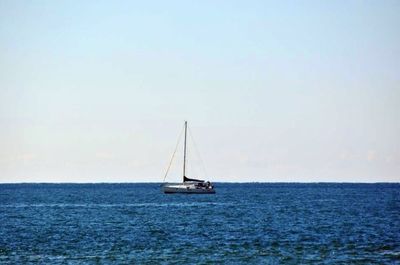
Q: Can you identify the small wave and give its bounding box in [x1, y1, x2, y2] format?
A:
[382, 250, 400, 257]
[0, 202, 233, 208]
[0, 254, 110, 260]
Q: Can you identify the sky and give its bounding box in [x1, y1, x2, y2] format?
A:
[0, 0, 399, 183]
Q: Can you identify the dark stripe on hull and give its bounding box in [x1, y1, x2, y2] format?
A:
[163, 188, 215, 194]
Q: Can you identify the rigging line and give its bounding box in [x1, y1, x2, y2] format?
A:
[162, 124, 185, 183]
[188, 126, 209, 178]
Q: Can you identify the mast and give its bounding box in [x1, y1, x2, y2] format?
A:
[183, 121, 187, 181]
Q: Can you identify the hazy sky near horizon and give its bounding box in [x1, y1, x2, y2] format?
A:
[0, 1, 399, 182]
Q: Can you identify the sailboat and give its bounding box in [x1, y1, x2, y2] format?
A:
[162, 121, 215, 194]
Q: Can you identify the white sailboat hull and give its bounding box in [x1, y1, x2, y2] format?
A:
[162, 183, 215, 194]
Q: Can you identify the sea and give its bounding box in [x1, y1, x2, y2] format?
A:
[0, 183, 399, 264]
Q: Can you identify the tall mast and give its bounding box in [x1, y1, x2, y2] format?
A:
[183, 121, 187, 181]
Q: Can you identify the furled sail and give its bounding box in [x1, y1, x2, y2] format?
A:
[183, 176, 204, 182]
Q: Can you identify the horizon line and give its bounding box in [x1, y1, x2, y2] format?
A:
[0, 181, 399, 184]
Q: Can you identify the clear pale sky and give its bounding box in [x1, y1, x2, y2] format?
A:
[0, 1, 399, 183]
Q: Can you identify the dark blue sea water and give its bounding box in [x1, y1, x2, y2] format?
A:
[0, 183, 399, 264]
